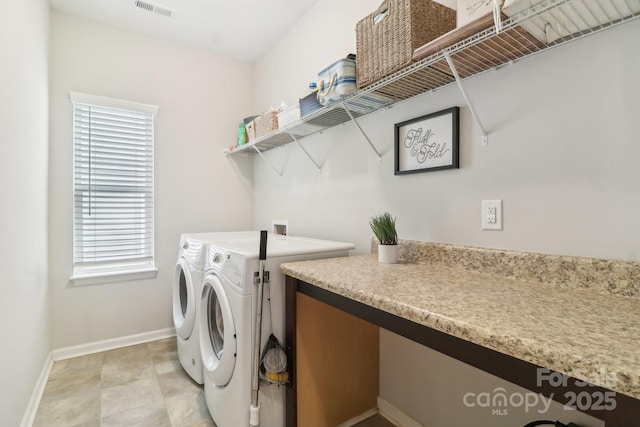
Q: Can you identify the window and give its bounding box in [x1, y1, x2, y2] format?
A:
[70, 92, 158, 284]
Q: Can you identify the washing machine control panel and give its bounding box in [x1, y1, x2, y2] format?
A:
[208, 249, 244, 288]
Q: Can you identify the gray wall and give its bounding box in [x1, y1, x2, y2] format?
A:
[0, 0, 51, 424]
[253, 10, 640, 261]
[251, 1, 639, 425]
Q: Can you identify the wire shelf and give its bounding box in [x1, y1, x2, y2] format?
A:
[225, 0, 639, 158]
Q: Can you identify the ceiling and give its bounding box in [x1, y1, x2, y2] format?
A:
[49, 0, 320, 62]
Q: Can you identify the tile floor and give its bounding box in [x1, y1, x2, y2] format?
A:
[353, 414, 395, 427]
[34, 338, 213, 427]
[33, 337, 395, 427]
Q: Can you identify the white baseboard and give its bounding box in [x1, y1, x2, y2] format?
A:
[336, 407, 379, 427]
[20, 352, 53, 427]
[377, 396, 425, 427]
[333, 398, 425, 427]
[21, 328, 176, 426]
[51, 327, 175, 361]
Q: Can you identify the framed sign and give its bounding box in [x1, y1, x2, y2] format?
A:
[394, 107, 459, 175]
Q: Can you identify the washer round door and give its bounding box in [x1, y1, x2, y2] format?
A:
[199, 274, 237, 387]
[173, 258, 195, 339]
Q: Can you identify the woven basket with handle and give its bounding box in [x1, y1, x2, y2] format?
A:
[356, 0, 456, 89]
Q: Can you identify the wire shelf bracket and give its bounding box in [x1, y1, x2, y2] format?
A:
[342, 102, 383, 164]
[492, 0, 504, 33]
[252, 145, 283, 176]
[443, 48, 489, 147]
[284, 128, 322, 171]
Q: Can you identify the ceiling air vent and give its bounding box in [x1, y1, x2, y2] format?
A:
[134, 0, 174, 18]
[153, 6, 173, 17]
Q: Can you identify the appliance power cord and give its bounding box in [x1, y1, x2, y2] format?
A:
[524, 421, 584, 427]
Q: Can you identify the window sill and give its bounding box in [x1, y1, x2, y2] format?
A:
[70, 267, 158, 286]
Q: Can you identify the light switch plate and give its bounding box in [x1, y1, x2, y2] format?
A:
[482, 200, 502, 230]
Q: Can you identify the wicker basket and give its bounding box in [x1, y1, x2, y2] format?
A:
[255, 110, 279, 138]
[356, 0, 456, 88]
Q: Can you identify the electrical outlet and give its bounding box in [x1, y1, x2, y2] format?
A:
[482, 200, 502, 230]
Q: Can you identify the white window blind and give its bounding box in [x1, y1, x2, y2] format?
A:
[71, 92, 158, 281]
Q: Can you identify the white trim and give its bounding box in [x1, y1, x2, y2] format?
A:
[20, 352, 53, 427]
[377, 396, 426, 427]
[336, 408, 378, 427]
[21, 329, 176, 426]
[68, 91, 159, 115]
[70, 267, 158, 287]
[52, 327, 175, 361]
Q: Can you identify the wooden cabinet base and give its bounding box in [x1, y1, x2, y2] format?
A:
[292, 292, 379, 427]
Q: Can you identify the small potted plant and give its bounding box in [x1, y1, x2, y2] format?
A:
[370, 212, 398, 264]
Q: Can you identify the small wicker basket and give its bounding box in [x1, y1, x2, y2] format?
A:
[255, 110, 279, 139]
[356, 0, 456, 88]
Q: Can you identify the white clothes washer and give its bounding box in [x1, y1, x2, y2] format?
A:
[199, 235, 354, 427]
[173, 231, 257, 384]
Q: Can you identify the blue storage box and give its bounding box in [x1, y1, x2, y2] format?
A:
[299, 91, 323, 118]
[317, 57, 357, 106]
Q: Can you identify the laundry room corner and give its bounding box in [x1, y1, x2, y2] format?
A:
[248, 0, 640, 426]
[46, 10, 255, 350]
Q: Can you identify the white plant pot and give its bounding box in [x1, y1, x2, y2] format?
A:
[378, 244, 398, 264]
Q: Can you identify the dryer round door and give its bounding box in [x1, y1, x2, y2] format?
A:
[199, 274, 237, 387]
[173, 258, 195, 339]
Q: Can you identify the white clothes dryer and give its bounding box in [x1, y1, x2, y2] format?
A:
[199, 235, 354, 427]
[173, 231, 257, 384]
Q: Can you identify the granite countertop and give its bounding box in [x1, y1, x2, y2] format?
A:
[281, 247, 640, 400]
